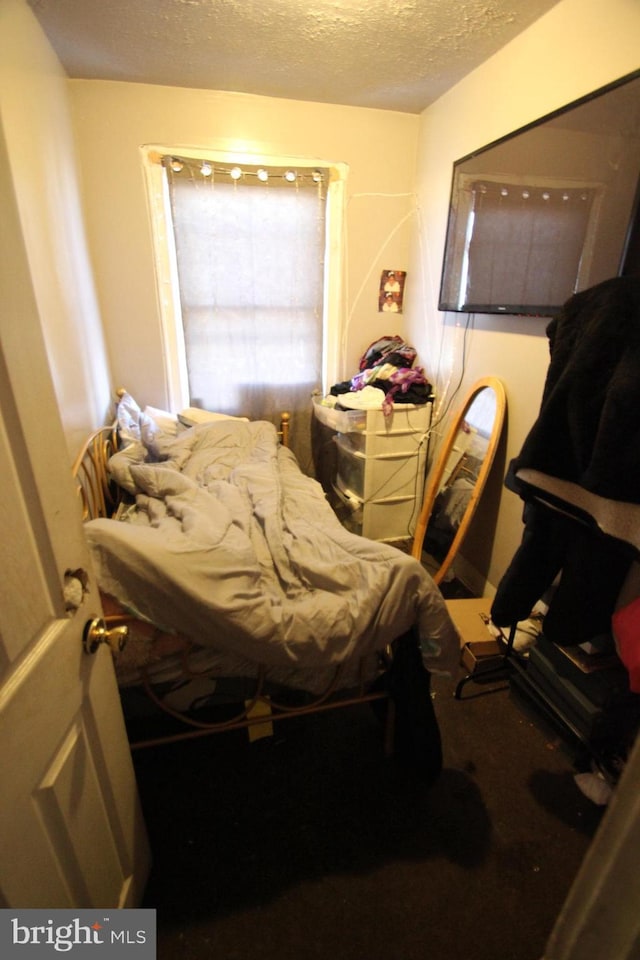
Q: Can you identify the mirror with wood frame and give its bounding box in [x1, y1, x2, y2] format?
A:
[411, 376, 506, 584]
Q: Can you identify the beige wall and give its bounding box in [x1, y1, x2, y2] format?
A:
[69, 81, 420, 409]
[407, 0, 640, 594]
[0, 0, 111, 458]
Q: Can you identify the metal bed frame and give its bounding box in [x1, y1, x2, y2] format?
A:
[73, 391, 395, 752]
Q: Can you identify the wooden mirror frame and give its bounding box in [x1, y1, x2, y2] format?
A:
[411, 376, 506, 584]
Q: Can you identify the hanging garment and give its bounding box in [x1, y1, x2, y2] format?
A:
[508, 275, 640, 501]
[491, 276, 640, 640]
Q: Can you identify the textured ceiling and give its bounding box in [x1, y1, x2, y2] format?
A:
[27, 0, 560, 113]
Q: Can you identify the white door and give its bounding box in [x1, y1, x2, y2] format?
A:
[0, 125, 150, 907]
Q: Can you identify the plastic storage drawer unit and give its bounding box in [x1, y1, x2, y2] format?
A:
[313, 397, 432, 542]
[335, 436, 426, 502]
[333, 485, 421, 541]
[312, 398, 430, 436]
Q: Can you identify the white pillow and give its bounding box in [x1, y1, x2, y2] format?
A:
[138, 410, 160, 447]
[116, 392, 143, 444]
[178, 407, 249, 426]
[116, 392, 180, 447]
[144, 405, 179, 437]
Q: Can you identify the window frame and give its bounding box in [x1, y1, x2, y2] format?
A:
[142, 144, 347, 411]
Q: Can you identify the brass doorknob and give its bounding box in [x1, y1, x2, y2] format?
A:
[83, 617, 129, 655]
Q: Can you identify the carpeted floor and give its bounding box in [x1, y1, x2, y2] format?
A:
[135, 669, 604, 960]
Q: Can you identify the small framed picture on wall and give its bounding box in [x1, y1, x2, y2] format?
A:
[379, 270, 406, 313]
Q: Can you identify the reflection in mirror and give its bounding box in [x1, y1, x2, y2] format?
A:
[411, 377, 506, 584]
[439, 69, 640, 316]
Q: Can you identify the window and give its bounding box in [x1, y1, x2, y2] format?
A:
[144, 148, 346, 471]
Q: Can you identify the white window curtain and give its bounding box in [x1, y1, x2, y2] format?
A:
[164, 156, 328, 470]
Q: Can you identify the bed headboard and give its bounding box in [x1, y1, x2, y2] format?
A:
[279, 410, 290, 449]
[71, 421, 121, 521]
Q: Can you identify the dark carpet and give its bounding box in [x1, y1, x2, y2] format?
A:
[135, 672, 604, 960]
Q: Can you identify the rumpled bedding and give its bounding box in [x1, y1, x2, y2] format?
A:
[85, 419, 459, 693]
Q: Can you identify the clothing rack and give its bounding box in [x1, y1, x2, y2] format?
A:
[509, 469, 640, 556]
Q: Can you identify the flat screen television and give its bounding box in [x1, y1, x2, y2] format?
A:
[439, 70, 640, 317]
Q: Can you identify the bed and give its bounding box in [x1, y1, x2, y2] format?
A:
[73, 389, 460, 769]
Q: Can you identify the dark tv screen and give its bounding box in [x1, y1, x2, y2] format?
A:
[439, 70, 640, 317]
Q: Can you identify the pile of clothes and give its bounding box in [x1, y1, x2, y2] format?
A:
[329, 335, 431, 415]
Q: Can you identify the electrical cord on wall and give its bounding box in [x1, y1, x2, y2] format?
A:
[429, 310, 473, 431]
[341, 191, 417, 367]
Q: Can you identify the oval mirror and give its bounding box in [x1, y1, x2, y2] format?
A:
[411, 376, 506, 584]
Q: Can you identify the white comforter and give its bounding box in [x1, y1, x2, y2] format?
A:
[85, 420, 459, 689]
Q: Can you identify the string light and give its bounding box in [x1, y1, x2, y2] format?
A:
[165, 156, 325, 186]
